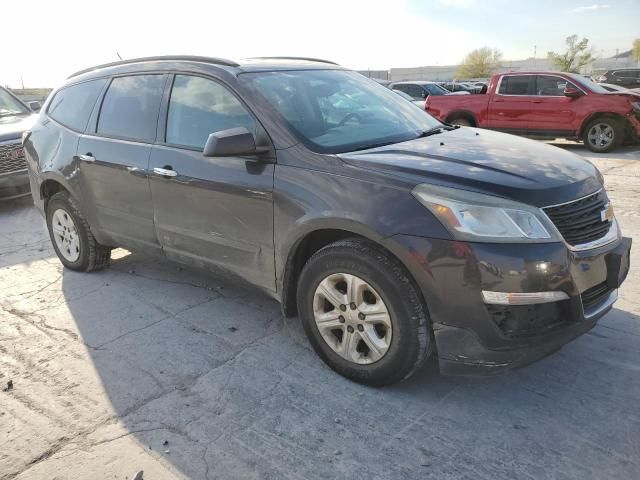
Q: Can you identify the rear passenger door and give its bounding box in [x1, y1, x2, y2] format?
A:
[487, 75, 534, 134]
[77, 74, 166, 251]
[149, 74, 276, 291]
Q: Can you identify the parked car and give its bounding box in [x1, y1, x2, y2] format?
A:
[600, 84, 640, 95]
[392, 89, 425, 108]
[389, 81, 451, 100]
[426, 71, 640, 152]
[24, 56, 631, 385]
[0, 86, 40, 200]
[597, 68, 640, 89]
[439, 82, 476, 94]
[599, 83, 629, 93]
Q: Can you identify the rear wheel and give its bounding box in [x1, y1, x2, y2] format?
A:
[46, 191, 111, 272]
[583, 118, 623, 153]
[297, 238, 432, 386]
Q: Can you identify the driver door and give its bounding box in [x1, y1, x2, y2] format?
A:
[149, 74, 276, 291]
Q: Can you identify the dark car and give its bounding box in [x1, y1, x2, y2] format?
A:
[389, 81, 451, 100]
[598, 68, 640, 89]
[24, 56, 631, 386]
[439, 81, 476, 94]
[0, 87, 40, 200]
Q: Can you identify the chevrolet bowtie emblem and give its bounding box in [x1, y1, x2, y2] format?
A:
[601, 204, 614, 222]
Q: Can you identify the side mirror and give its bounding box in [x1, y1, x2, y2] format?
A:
[564, 86, 583, 99]
[28, 101, 41, 112]
[203, 127, 266, 157]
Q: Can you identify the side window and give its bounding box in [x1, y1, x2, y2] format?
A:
[392, 84, 408, 94]
[535, 76, 573, 96]
[424, 84, 440, 95]
[406, 84, 423, 99]
[498, 76, 532, 95]
[97, 75, 165, 142]
[166, 75, 256, 150]
[48, 79, 107, 131]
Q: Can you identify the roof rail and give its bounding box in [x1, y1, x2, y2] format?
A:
[248, 56, 339, 65]
[67, 55, 239, 79]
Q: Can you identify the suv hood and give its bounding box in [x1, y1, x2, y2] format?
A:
[0, 114, 36, 143]
[338, 127, 601, 207]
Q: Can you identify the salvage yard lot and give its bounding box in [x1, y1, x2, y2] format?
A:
[1, 144, 639, 480]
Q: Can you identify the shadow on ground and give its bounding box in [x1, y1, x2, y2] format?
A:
[57, 250, 640, 479]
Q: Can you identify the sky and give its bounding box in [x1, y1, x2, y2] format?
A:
[2, 0, 638, 88]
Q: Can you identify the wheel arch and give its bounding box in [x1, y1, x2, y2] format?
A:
[444, 110, 478, 127]
[279, 222, 431, 319]
[39, 176, 74, 211]
[578, 112, 628, 137]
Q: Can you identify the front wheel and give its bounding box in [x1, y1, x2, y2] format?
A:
[583, 118, 623, 153]
[297, 238, 432, 386]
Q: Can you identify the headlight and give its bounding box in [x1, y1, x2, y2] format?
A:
[412, 184, 561, 243]
[632, 101, 640, 113]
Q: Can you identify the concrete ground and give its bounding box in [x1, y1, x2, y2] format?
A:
[1, 143, 639, 480]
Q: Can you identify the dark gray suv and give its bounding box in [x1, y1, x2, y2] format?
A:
[24, 56, 631, 385]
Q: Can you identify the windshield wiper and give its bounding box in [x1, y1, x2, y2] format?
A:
[348, 140, 404, 152]
[416, 125, 456, 138]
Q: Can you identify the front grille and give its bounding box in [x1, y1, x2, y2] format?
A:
[543, 190, 612, 246]
[0, 142, 27, 174]
[581, 281, 612, 311]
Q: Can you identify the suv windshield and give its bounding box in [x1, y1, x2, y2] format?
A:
[0, 88, 29, 117]
[242, 70, 441, 153]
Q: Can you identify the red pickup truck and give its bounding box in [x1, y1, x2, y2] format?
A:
[425, 71, 640, 152]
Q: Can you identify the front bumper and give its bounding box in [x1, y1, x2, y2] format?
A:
[390, 234, 631, 375]
[0, 169, 30, 200]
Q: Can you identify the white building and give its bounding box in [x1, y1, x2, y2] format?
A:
[359, 51, 638, 82]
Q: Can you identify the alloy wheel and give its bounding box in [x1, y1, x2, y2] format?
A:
[313, 273, 392, 364]
[51, 208, 81, 262]
[587, 123, 615, 149]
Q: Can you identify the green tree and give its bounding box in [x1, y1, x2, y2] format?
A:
[547, 35, 594, 73]
[632, 38, 640, 63]
[456, 48, 503, 79]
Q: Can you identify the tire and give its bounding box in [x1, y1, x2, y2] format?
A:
[449, 117, 472, 127]
[583, 117, 623, 153]
[46, 191, 111, 272]
[297, 238, 432, 386]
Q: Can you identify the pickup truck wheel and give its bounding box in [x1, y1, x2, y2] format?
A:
[583, 118, 623, 153]
[449, 118, 472, 127]
[46, 191, 111, 272]
[296, 238, 432, 386]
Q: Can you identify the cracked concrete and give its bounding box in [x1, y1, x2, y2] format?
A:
[1, 143, 639, 479]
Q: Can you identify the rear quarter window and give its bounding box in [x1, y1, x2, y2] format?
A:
[47, 79, 107, 132]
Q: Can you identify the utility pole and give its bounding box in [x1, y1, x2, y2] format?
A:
[20, 73, 24, 90]
[533, 45, 537, 68]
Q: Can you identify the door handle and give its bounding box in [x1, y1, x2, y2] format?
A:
[78, 153, 95, 162]
[153, 167, 178, 177]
